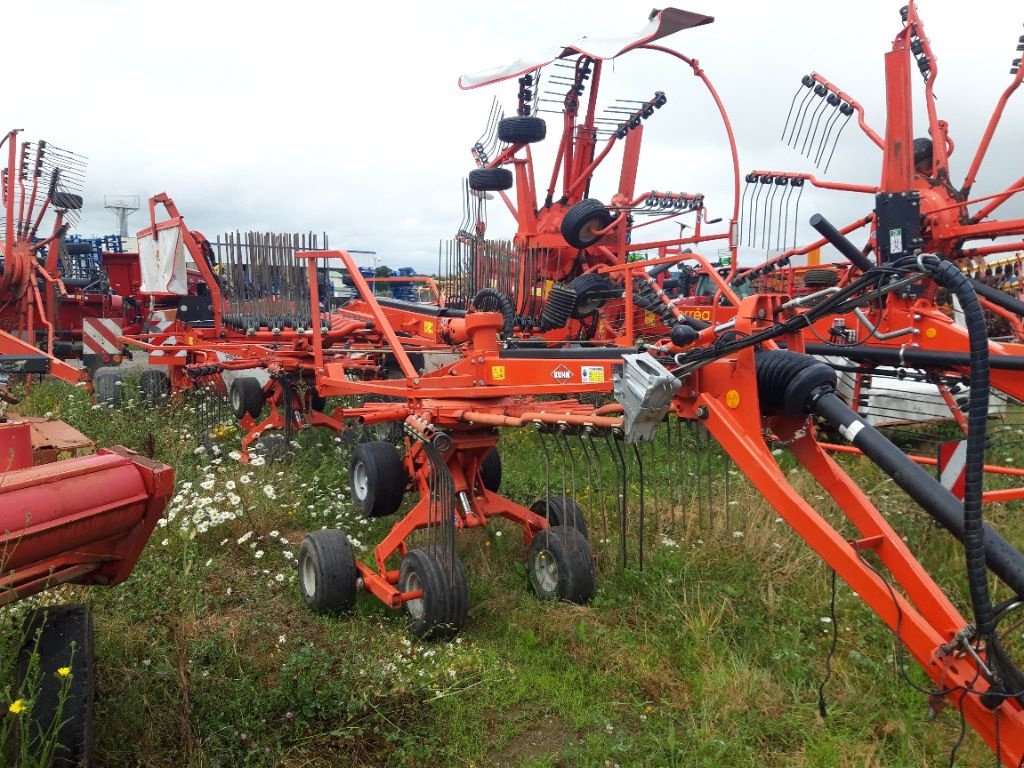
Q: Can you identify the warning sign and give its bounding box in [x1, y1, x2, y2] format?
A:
[581, 366, 605, 384]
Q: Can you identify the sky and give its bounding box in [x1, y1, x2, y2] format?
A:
[8, 0, 1023, 272]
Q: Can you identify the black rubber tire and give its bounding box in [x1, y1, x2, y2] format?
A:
[92, 368, 122, 405]
[17, 604, 95, 768]
[350, 441, 406, 517]
[529, 495, 589, 539]
[51, 192, 83, 211]
[138, 368, 171, 403]
[298, 530, 358, 613]
[560, 199, 613, 249]
[498, 116, 547, 144]
[468, 167, 514, 192]
[399, 548, 468, 639]
[568, 273, 620, 318]
[64, 242, 95, 255]
[527, 525, 595, 604]
[481, 448, 502, 492]
[803, 268, 840, 288]
[230, 376, 264, 419]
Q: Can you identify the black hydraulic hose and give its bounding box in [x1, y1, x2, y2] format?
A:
[918, 256, 994, 640]
[809, 213, 875, 273]
[803, 342, 1024, 371]
[471, 288, 515, 338]
[755, 350, 1024, 602]
[812, 391, 1024, 601]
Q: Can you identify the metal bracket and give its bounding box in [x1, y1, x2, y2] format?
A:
[613, 354, 681, 443]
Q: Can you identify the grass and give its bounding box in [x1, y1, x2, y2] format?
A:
[0, 376, 1010, 766]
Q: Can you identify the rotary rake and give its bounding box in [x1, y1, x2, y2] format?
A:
[451, 7, 743, 348]
[0, 129, 89, 386]
[725, 3, 1024, 501]
[287, 232, 1024, 762]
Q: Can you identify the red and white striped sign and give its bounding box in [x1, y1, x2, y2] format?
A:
[937, 439, 967, 501]
[146, 309, 187, 362]
[82, 317, 123, 357]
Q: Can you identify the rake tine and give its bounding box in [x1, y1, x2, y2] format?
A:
[791, 181, 805, 250]
[587, 429, 610, 557]
[632, 443, 645, 570]
[805, 96, 833, 161]
[787, 86, 816, 148]
[781, 81, 806, 141]
[764, 180, 779, 251]
[760, 178, 775, 250]
[611, 430, 628, 568]
[822, 111, 853, 174]
[536, 427, 553, 505]
[776, 182, 792, 252]
[800, 88, 829, 157]
[749, 180, 765, 248]
[740, 178, 755, 248]
[814, 101, 844, 167]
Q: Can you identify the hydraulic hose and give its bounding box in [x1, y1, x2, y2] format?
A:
[471, 288, 515, 338]
[756, 351, 1024, 606]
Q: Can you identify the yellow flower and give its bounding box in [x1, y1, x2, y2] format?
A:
[57, 666, 72, 679]
[8, 699, 25, 715]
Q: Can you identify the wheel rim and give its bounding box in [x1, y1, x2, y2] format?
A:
[578, 217, 603, 242]
[301, 556, 316, 597]
[532, 548, 559, 595]
[352, 461, 369, 501]
[403, 571, 424, 620]
[231, 386, 243, 413]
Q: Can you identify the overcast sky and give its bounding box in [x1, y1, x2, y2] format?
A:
[9, 0, 1023, 272]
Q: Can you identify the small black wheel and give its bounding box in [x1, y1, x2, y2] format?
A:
[468, 167, 514, 192]
[529, 495, 589, 539]
[803, 268, 840, 288]
[51, 192, 84, 211]
[138, 368, 171, 403]
[230, 376, 265, 419]
[568, 273, 620, 318]
[527, 526, 595, 604]
[17, 604, 95, 767]
[298, 530, 358, 613]
[92, 368, 122, 405]
[560, 199, 614, 249]
[350, 441, 406, 517]
[481, 448, 502, 492]
[399, 548, 469, 639]
[498, 116, 547, 144]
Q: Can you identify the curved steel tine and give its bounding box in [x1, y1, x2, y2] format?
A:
[536, 426, 553, 506]
[822, 112, 853, 174]
[801, 95, 829, 157]
[788, 88, 816, 147]
[632, 443, 645, 570]
[586, 429, 610, 557]
[815, 105, 844, 167]
[791, 182, 805, 250]
[764, 181, 780, 251]
[780, 82, 805, 141]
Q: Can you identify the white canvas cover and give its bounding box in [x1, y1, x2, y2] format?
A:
[458, 8, 713, 90]
[138, 225, 189, 295]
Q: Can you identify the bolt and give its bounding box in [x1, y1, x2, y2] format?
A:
[696, 405, 709, 420]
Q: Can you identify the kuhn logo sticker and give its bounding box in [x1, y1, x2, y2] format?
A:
[551, 365, 573, 382]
